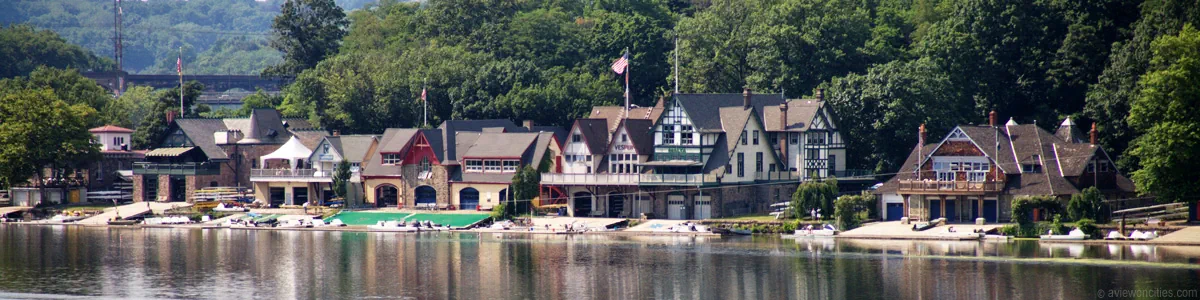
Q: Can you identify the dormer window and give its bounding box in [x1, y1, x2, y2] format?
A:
[382, 154, 401, 165]
[1022, 164, 1042, 173]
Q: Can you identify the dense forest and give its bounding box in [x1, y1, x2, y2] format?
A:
[0, 0, 381, 75]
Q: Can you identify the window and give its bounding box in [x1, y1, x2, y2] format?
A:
[770, 163, 776, 172]
[466, 160, 483, 172]
[741, 130, 748, 145]
[681, 125, 693, 144]
[485, 160, 502, 172]
[350, 162, 361, 172]
[572, 134, 581, 143]
[662, 125, 675, 144]
[622, 134, 628, 142]
[503, 160, 519, 172]
[737, 153, 745, 177]
[1098, 160, 1111, 172]
[382, 154, 401, 164]
[790, 133, 798, 145]
[807, 131, 826, 144]
[420, 157, 432, 173]
[807, 149, 820, 159]
[586, 155, 592, 162]
[726, 164, 732, 174]
[323, 144, 330, 154]
[753, 131, 759, 145]
[252, 159, 258, 168]
[755, 152, 763, 172]
[1022, 164, 1042, 173]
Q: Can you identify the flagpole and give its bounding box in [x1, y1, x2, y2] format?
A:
[179, 46, 184, 117]
[423, 77, 428, 128]
[674, 34, 679, 94]
[624, 49, 630, 112]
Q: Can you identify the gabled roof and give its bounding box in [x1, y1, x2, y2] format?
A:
[673, 93, 787, 132]
[530, 132, 557, 170]
[420, 129, 445, 162]
[89, 125, 134, 133]
[719, 107, 754, 156]
[1055, 143, 1099, 177]
[761, 99, 824, 131]
[613, 119, 654, 156]
[458, 132, 539, 158]
[572, 119, 609, 154]
[438, 119, 522, 163]
[589, 97, 665, 133]
[169, 109, 312, 160]
[324, 135, 379, 163]
[875, 143, 937, 194]
[361, 128, 420, 177]
[530, 125, 568, 147]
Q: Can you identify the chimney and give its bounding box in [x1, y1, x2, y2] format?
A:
[989, 110, 997, 127]
[523, 120, 535, 131]
[779, 103, 789, 165]
[332, 130, 340, 137]
[743, 87, 752, 109]
[919, 123, 927, 145]
[166, 110, 176, 125]
[1090, 123, 1097, 146]
[816, 88, 824, 101]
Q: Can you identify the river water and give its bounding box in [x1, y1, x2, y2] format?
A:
[0, 225, 1197, 299]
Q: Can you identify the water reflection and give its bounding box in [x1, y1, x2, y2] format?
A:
[0, 225, 1197, 299]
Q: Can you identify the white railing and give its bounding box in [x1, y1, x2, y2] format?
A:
[250, 169, 330, 178]
[754, 171, 799, 181]
[540, 173, 640, 185]
[639, 173, 714, 184]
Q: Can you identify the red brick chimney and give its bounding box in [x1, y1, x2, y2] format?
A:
[919, 123, 927, 145]
[816, 88, 824, 101]
[743, 87, 752, 109]
[989, 110, 997, 127]
[166, 110, 176, 125]
[1090, 123, 1097, 146]
[779, 102, 789, 165]
[332, 130, 340, 137]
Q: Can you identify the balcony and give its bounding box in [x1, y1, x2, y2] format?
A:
[540, 173, 641, 185]
[250, 168, 332, 182]
[897, 179, 1005, 195]
[134, 162, 220, 176]
[833, 169, 875, 179]
[754, 171, 799, 182]
[638, 173, 718, 186]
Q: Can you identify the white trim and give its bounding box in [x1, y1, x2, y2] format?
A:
[1006, 124, 1020, 169]
[1053, 143, 1064, 177]
[919, 126, 1007, 173]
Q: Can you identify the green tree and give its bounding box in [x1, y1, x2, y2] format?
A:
[0, 86, 100, 193]
[791, 178, 838, 219]
[265, 0, 349, 76]
[510, 165, 541, 215]
[332, 159, 351, 201]
[1126, 25, 1200, 203]
[2, 67, 113, 127]
[100, 85, 157, 129]
[133, 81, 204, 149]
[833, 192, 875, 230]
[0, 25, 112, 78]
[1067, 186, 1109, 223]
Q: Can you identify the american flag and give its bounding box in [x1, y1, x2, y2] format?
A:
[611, 52, 629, 74]
[420, 87, 427, 102]
[176, 56, 182, 75]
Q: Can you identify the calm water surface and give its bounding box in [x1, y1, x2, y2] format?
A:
[0, 225, 1198, 299]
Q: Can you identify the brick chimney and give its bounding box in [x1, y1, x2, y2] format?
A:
[989, 110, 997, 127]
[743, 87, 752, 109]
[332, 130, 340, 137]
[1090, 122, 1097, 146]
[816, 88, 824, 101]
[523, 120, 535, 131]
[919, 123, 927, 145]
[166, 110, 176, 125]
[779, 102, 789, 165]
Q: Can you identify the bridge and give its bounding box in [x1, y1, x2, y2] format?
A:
[83, 71, 294, 94]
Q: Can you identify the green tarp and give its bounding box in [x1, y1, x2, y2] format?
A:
[324, 211, 490, 228]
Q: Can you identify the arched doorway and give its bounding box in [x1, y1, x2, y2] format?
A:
[376, 185, 398, 207]
[573, 192, 593, 217]
[607, 192, 626, 218]
[415, 186, 436, 206]
[459, 188, 480, 210]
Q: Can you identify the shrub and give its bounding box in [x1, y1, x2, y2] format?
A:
[1067, 187, 1110, 223]
[791, 178, 838, 220]
[998, 224, 1019, 236]
[834, 192, 874, 230]
[1012, 195, 1063, 225]
[1051, 214, 1068, 235]
[490, 203, 508, 220]
[1075, 218, 1098, 238]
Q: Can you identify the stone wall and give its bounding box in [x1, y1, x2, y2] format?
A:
[399, 165, 452, 207]
[132, 174, 144, 202]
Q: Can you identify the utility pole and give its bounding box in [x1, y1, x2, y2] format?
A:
[113, 0, 124, 95]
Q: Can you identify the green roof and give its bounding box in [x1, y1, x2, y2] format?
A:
[324, 211, 490, 228]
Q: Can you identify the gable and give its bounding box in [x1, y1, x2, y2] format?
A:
[403, 133, 441, 165]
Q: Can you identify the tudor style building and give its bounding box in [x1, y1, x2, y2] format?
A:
[361, 120, 562, 209]
[541, 89, 854, 219]
[874, 112, 1136, 223]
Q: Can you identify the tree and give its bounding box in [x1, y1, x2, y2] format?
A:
[0, 25, 112, 78]
[833, 192, 875, 230]
[0, 86, 100, 195]
[1126, 25, 1200, 203]
[791, 178, 838, 219]
[101, 85, 157, 129]
[265, 0, 349, 76]
[332, 159, 351, 202]
[2, 67, 112, 127]
[133, 81, 204, 149]
[1067, 186, 1109, 223]
[510, 166, 541, 215]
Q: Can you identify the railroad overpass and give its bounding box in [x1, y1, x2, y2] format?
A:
[83, 71, 293, 94]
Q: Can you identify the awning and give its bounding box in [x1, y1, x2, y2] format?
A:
[259, 136, 313, 169]
[145, 147, 198, 157]
[638, 160, 703, 167]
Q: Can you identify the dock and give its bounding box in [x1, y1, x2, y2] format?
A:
[77, 202, 192, 225]
[838, 221, 1002, 240]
